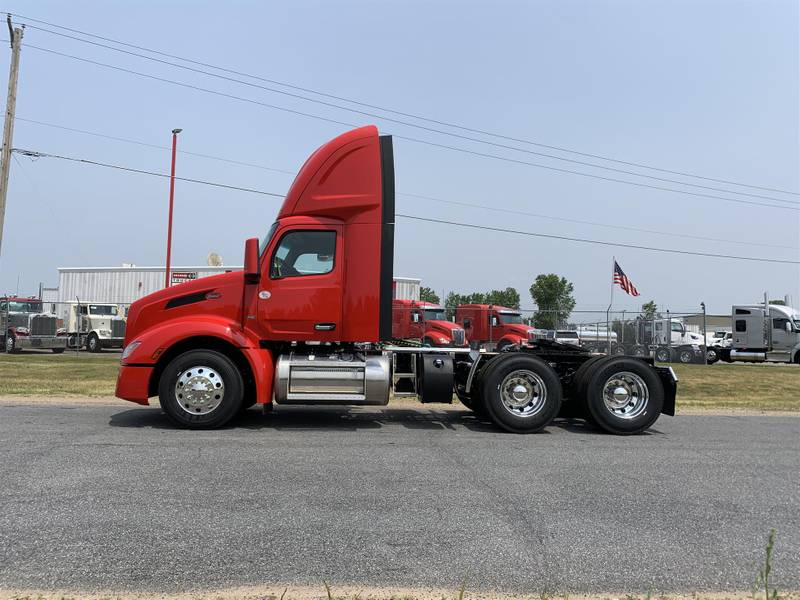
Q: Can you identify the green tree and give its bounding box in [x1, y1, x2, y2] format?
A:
[420, 286, 440, 304]
[769, 299, 786, 306]
[641, 300, 660, 319]
[529, 274, 575, 330]
[484, 287, 521, 309]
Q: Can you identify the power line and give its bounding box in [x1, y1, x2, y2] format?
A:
[13, 11, 799, 197]
[21, 43, 800, 212]
[399, 192, 798, 251]
[19, 22, 799, 205]
[18, 115, 796, 251]
[12, 148, 285, 197]
[13, 144, 797, 264]
[395, 214, 800, 265]
[15, 117, 296, 174]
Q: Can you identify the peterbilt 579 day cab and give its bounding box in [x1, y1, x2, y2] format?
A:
[392, 299, 467, 347]
[455, 304, 538, 350]
[115, 126, 677, 435]
[718, 304, 800, 364]
[0, 296, 67, 353]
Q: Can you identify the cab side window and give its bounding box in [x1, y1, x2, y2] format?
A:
[735, 319, 746, 332]
[270, 231, 336, 279]
[773, 318, 789, 330]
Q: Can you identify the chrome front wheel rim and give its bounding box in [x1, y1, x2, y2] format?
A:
[602, 371, 649, 419]
[499, 369, 547, 418]
[174, 365, 225, 415]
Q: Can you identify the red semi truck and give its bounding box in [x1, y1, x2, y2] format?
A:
[456, 304, 538, 350]
[392, 299, 467, 347]
[115, 125, 677, 435]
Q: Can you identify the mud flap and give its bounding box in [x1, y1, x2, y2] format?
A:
[654, 366, 678, 416]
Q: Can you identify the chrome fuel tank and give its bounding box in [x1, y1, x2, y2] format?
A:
[274, 352, 391, 405]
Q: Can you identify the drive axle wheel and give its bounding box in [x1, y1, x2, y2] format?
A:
[583, 357, 664, 435]
[679, 349, 695, 364]
[158, 350, 243, 429]
[655, 347, 671, 362]
[480, 354, 561, 433]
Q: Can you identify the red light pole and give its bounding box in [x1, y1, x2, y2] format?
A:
[164, 128, 182, 288]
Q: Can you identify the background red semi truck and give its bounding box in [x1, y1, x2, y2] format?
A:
[392, 299, 467, 347]
[115, 125, 677, 435]
[456, 304, 538, 350]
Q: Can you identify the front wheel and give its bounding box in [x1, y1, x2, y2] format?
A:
[583, 357, 664, 435]
[86, 333, 102, 353]
[158, 350, 244, 429]
[52, 347, 65, 354]
[480, 354, 562, 433]
[678, 349, 694, 364]
[706, 348, 719, 364]
[655, 347, 671, 362]
[6, 334, 19, 354]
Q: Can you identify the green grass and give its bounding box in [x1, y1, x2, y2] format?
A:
[0, 353, 120, 396]
[0, 353, 798, 412]
[669, 363, 799, 412]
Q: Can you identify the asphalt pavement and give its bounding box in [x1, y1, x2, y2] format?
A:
[0, 402, 798, 594]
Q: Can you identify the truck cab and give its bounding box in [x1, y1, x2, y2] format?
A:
[722, 304, 800, 364]
[392, 299, 467, 347]
[455, 304, 535, 350]
[63, 302, 127, 352]
[0, 296, 66, 353]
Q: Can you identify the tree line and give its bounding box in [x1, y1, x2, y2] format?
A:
[420, 276, 661, 330]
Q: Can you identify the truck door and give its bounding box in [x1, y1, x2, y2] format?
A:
[257, 225, 343, 341]
[771, 315, 790, 350]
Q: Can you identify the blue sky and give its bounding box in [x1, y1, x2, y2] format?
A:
[0, 0, 797, 314]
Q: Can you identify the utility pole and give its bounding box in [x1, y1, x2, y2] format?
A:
[0, 16, 23, 260]
[164, 128, 182, 288]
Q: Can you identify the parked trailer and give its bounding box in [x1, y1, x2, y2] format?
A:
[392, 299, 467, 347]
[0, 296, 67, 353]
[718, 303, 800, 364]
[115, 126, 677, 434]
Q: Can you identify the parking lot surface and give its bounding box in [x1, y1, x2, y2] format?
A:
[0, 403, 798, 594]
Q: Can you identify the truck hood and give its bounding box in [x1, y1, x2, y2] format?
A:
[427, 320, 463, 336]
[125, 271, 244, 345]
[505, 324, 534, 337]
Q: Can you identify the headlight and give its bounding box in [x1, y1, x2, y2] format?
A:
[121, 341, 141, 361]
[691, 344, 700, 350]
[99, 329, 112, 337]
[56, 327, 67, 335]
[438, 337, 449, 344]
[15, 327, 29, 335]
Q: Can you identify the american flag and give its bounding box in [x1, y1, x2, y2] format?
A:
[613, 261, 640, 296]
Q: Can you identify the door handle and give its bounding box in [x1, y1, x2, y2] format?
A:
[314, 323, 336, 331]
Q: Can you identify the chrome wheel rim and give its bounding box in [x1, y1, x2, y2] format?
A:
[5, 336, 13, 352]
[680, 351, 692, 363]
[174, 365, 225, 415]
[602, 371, 649, 419]
[499, 369, 547, 418]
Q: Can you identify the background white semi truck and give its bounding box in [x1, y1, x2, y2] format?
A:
[61, 302, 127, 352]
[718, 303, 800, 364]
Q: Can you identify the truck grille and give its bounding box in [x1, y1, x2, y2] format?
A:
[30, 315, 56, 336]
[111, 319, 126, 338]
[528, 330, 540, 343]
[452, 328, 465, 346]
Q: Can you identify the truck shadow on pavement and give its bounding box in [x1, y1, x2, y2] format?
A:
[108, 405, 627, 435]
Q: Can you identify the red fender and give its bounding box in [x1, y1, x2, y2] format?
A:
[119, 315, 274, 406]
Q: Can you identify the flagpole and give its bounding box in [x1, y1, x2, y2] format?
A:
[607, 256, 614, 354]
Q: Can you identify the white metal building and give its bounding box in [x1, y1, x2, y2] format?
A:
[43, 266, 421, 307]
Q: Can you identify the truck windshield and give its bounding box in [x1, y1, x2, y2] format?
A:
[501, 313, 523, 324]
[7, 301, 42, 313]
[424, 308, 446, 321]
[89, 305, 118, 316]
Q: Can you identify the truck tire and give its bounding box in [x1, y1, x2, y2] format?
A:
[6, 334, 19, 354]
[583, 357, 664, 435]
[158, 350, 244, 429]
[632, 345, 647, 357]
[496, 340, 511, 352]
[655, 347, 671, 362]
[705, 348, 719, 364]
[678, 348, 694, 364]
[86, 333, 102, 353]
[480, 354, 562, 433]
[422, 337, 434, 347]
[52, 347, 65, 354]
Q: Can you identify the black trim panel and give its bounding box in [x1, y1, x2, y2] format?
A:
[378, 135, 395, 342]
[165, 290, 209, 310]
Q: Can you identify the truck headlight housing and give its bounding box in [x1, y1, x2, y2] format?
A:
[99, 329, 112, 337]
[438, 336, 449, 344]
[14, 327, 29, 335]
[121, 341, 141, 361]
